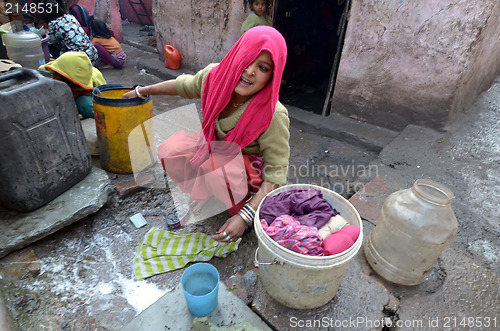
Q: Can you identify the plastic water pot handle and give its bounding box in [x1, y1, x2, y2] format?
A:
[93, 83, 124, 98]
[253, 247, 283, 267]
[93, 86, 104, 98]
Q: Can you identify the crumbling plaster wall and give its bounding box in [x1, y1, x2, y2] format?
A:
[153, 0, 247, 70]
[332, 0, 500, 131]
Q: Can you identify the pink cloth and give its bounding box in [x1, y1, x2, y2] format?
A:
[190, 26, 287, 168]
[322, 225, 360, 255]
[261, 215, 324, 256]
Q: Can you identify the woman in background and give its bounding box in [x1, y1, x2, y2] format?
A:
[39, 0, 98, 64]
[90, 17, 126, 69]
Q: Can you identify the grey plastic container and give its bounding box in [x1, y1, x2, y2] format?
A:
[0, 68, 92, 212]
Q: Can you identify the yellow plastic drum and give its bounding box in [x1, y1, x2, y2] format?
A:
[93, 84, 156, 174]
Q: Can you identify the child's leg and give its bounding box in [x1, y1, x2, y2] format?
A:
[112, 50, 126, 69]
[93, 42, 114, 66]
[110, 57, 122, 69]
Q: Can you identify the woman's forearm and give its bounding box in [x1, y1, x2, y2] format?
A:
[248, 180, 279, 209]
[137, 79, 178, 96]
[123, 79, 178, 99]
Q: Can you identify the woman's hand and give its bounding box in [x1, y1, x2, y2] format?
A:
[212, 180, 279, 243]
[213, 214, 249, 243]
[122, 90, 137, 98]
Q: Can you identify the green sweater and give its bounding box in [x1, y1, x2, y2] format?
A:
[175, 64, 290, 185]
[240, 12, 273, 35]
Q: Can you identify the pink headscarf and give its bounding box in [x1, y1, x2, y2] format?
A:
[190, 26, 287, 168]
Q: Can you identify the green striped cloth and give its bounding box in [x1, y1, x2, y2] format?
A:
[134, 227, 240, 279]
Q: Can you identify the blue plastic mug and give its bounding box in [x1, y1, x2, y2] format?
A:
[181, 263, 220, 316]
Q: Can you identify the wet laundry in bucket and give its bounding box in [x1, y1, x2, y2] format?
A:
[322, 224, 360, 255]
[261, 215, 324, 255]
[317, 214, 349, 239]
[260, 188, 359, 256]
[259, 188, 339, 228]
[134, 227, 240, 279]
[261, 215, 360, 256]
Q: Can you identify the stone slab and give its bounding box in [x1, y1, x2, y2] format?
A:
[0, 167, 112, 258]
[287, 105, 399, 152]
[121, 282, 272, 331]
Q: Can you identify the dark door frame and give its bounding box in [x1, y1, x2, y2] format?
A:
[322, 0, 351, 116]
[272, 0, 351, 116]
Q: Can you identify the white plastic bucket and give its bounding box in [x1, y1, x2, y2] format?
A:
[254, 184, 363, 309]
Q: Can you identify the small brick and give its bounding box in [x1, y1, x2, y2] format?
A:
[0, 247, 41, 280]
[349, 174, 393, 225]
[115, 173, 156, 199]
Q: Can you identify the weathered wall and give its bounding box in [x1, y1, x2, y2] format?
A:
[153, 0, 247, 70]
[120, 0, 153, 25]
[332, 0, 500, 131]
[451, 2, 500, 122]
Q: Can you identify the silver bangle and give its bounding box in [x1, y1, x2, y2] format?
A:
[135, 86, 147, 99]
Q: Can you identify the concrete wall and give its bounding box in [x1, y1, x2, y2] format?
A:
[153, 0, 247, 70]
[331, 0, 500, 131]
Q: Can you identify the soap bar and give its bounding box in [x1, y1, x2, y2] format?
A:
[130, 213, 147, 228]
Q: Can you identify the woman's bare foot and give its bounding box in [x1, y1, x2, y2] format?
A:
[189, 199, 209, 213]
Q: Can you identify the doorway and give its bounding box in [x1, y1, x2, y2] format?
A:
[273, 0, 349, 115]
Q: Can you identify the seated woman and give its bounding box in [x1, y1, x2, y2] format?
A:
[37, 0, 98, 65]
[123, 26, 289, 243]
[90, 18, 126, 69]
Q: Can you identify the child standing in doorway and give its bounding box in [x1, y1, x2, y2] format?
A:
[90, 18, 126, 69]
[240, 0, 273, 35]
